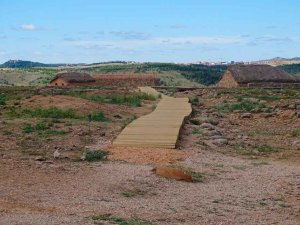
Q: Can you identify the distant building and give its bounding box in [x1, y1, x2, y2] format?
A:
[217, 65, 300, 88]
[50, 72, 95, 87]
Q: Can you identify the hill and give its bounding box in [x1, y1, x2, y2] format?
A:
[82, 63, 228, 86]
[279, 63, 300, 77]
[0, 60, 51, 68]
[255, 57, 300, 66]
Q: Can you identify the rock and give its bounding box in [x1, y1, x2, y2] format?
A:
[246, 97, 259, 103]
[195, 117, 219, 125]
[153, 166, 192, 182]
[281, 104, 289, 109]
[242, 135, 249, 141]
[212, 138, 228, 145]
[35, 156, 46, 161]
[2, 154, 11, 160]
[250, 108, 260, 113]
[190, 119, 201, 125]
[233, 110, 242, 113]
[210, 135, 224, 140]
[49, 164, 65, 170]
[262, 108, 272, 113]
[262, 112, 275, 118]
[53, 150, 61, 159]
[288, 104, 296, 110]
[241, 113, 252, 119]
[208, 118, 220, 125]
[200, 123, 216, 130]
[292, 140, 299, 146]
[279, 110, 296, 119]
[260, 100, 268, 104]
[206, 109, 216, 113]
[202, 130, 221, 137]
[113, 114, 122, 119]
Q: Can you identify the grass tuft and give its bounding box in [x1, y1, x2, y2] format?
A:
[85, 150, 109, 162]
[88, 112, 109, 122]
[217, 98, 268, 113]
[291, 129, 300, 137]
[23, 107, 79, 119]
[91, 213, 151, 225]
[255, 144, 278, 153]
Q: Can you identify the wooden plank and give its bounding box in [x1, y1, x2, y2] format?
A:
[113, 87, 191, 149]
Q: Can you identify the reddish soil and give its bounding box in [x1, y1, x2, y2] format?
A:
[106, 146, 188, 165]
[20, 95, 152, 119]
[0, 88, 299, 225]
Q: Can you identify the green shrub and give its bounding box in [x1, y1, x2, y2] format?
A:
[186, 168, 205, 182]
[217, 98, 268, 113]
[91, 213, 151, 225]
[88, 112, 108, 122]
[69, 92, 157, 107]
[291, 129, 300, 137]
[0, 93, 7, 105]
[22, 123, 34, 133]
[189, 97, 200, 106]
[35, 122, 48, 131]
[85, 150, 109, 162]
[46, 130, 67, 135]
[255, 144, 278, 153]
[22, 107, 79, 119]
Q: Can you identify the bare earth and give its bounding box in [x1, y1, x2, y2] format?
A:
[0, 88, 299, 225]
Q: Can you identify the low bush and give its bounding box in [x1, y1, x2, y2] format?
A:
[46, 130, 67, 135]
[85, 150, 109, 162]
[255, 144, 278, 153]
[22, 123, 34, 133]
[22, 107, 79, 119]
[0, 93, 7, 105]
[69, 92, 157, 107]
[35, 122, 48, 131]
[291, 129, 300, 137]
[217, 98, 268, 113]
[91, 213, 151, 225]
[88, 112, 108, 122]
[189, 97, 200, 106]
[22, 121, 67, 136]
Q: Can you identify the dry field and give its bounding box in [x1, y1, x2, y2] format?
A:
[0, 87, 299, 225]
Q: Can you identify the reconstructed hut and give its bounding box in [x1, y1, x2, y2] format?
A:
[217, 65, 300, 88]
[50, 72, 96, 87]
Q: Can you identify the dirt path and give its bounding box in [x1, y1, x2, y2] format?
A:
[113, 87, 192, 148]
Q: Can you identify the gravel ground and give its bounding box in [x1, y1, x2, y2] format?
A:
[0, 147, 299, 225]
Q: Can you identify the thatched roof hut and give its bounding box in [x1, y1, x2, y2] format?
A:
[217, 65, 298, 88]
[50, 72, 95, 87]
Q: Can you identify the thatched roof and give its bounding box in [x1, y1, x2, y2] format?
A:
[228, 65, 297, 83]
[51, 72, 95, 83]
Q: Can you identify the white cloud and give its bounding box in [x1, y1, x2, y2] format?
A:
[67, 35, 246, 50]
[21, 24, 36, 31]
[33, 51, 42, 56]
[0, 51, 6, 56]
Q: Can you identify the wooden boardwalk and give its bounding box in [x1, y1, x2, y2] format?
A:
[113, 87, 192, 149]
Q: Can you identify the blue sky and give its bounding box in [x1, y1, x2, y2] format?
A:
[0, 0, 299, 63]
